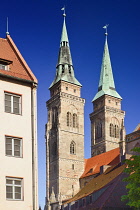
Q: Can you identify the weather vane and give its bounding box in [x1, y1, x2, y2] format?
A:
[61, 6, 66, 17]
[103, 24, 109, 36]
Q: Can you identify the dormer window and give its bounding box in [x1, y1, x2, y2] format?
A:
[0, 59, 12, 71]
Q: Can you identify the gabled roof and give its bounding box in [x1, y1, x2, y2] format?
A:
[80, 148, 120, 178]
[0, 35, 37, 83]
[64, 163, 126, 204]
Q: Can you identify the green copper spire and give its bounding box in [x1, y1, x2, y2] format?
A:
[50, 12, 81, 88]
[93, 32, 122, 101]
[60, 17, 69, 43]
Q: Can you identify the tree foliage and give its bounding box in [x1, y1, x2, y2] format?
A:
[121, 147, 140, 208]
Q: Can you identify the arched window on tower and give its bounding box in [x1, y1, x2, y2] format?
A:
[114, 125, 117, 138]
[95, 121, 102, 139]
[114, 125, 119, 138]
[73, 113, 77, 128]
[110, 123, 114, 137]
[67, 112, 72, 127]
[52, 107, 58, 128]
[110, 122, 119, 138]
[70, 141, 76, 155]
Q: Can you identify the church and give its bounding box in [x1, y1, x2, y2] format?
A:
[45, 11, 140, 210]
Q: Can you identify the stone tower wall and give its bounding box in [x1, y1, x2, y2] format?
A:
[46, 81, 85, 202]
[90, 95, 125, 157]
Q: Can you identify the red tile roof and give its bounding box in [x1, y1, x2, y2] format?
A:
[0, 35, 37, 83]
[80, 148, 120, 178]
[64, 163, 126, 204]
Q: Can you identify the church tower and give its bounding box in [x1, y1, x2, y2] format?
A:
[90, 29, 125, 157]
[45, 12, 85, 207]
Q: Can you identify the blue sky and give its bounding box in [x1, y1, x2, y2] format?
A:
[0, 0, 140, 208]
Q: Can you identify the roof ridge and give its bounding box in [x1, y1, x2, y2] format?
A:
[6, 35, 37, 83]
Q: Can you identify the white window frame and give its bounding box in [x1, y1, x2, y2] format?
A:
[5, 136, 22, 158]
[0, 63, 9, 70]
[4, 92, 21, 115]
[6, 177, 23, 200]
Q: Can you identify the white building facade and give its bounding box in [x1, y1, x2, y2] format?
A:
[0, 35, 38, 210]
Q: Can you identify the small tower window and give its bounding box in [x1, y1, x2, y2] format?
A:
[70, 141, 76, 155]
[73, 113, 77, 128]
[52, 107, 58, 127]
[115, 125, 119, 138]
[66, 87, 68, 90]
[67, 112, 72, 127]
[95, 121, 102, 139]
[110, 123, 114, 137]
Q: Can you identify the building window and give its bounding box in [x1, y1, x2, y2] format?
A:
[5, 92, 21, 115]
[115, 125, 119, 138]
[52, 107, 58, 127]
[110, 123, 119, 138]
[0, 63, 9, 70]
[74, 89, 76, 93]
[5, 136, 22, 157]
[73, 113, 77, 128]
[67, 112, 72, 127]
[66, 87, 68, 90]
[110, 123, 114, 137]
[95, 121, 102, 139]
[70, 141, 76, 155]
[6, 177, 23, 200]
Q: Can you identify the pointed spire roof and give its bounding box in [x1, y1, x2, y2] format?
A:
[93, 34, 122, 101]
[50, 13, 81, 88]
[60, 17, 69, 43]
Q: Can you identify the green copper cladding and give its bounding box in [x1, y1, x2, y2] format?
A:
[93, 36, 122, 101]
[50, 16, 81, 88]
[60, 17, 69, 44]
